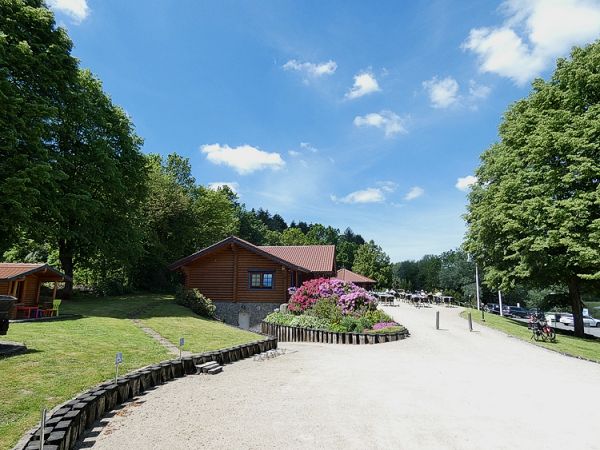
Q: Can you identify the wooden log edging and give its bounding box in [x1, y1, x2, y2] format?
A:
[15, 336, 277, 450]
[260, 322, 409, 345]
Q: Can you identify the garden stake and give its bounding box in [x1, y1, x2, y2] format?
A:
[39, 407, 46, 450]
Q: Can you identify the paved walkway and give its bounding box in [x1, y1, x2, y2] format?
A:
[82, 305, 600, 449]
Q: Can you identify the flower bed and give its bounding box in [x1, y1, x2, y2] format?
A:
[261, 322, 409, 344]
[264, 278, 408, 343]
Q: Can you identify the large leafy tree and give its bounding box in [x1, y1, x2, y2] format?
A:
[465, 41, 600, 337]
[0, 0, 77, 251]
[352, 241, 392, 287]
[42, 69, 147, 297]
[438, 250, 475, 300]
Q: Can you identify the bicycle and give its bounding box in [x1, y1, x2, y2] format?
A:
[529, 315, 556, 342]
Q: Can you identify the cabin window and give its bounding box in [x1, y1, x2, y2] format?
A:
[249, 271, 274, 289]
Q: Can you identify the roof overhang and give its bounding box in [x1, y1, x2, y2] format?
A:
[0, 264, 71, 282]
[169, 236, 311, 273]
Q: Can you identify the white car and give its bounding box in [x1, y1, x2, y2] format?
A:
[561, 314, 600, 328]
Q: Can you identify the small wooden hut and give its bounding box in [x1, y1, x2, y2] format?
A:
[0, 263, 70, 319]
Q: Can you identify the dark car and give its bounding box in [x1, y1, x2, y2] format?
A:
[504, 306, 530, 318]
[484, 303, 501, 314]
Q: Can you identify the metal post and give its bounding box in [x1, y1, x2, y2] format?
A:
[39, 408, 46, 450]
[468, 312, 473, 332]
[475, 263, 481, 311]
[498, 290, 504, 316]
[436, 311, 440, 330]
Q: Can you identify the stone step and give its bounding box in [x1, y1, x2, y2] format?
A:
[207, 366, 223, 375]
[195, 361, 218, 374]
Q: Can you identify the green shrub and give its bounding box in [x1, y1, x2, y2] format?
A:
[264, 312, 331, 330]
[92, 277, 132, 297]
[337, 315, 371, 333]
[264, 312, 294, 325]
[362, 309, 394, 328]
[307, 297, 343, 323]
[174, 286, 216, 318]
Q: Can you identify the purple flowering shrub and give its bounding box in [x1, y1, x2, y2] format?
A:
[372, 322, 400, 330]
[288, 278, 376, 315]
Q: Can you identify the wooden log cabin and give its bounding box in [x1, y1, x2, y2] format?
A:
[0, 263, 69, 319]
[169, 236, 336, 328]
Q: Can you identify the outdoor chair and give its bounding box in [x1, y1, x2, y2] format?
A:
[41, 299, 61, 317]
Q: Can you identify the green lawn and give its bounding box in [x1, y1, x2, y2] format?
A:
[0, 294, 259, 449]
[461, 308, 600, 363]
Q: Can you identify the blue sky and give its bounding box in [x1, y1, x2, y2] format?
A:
[49, 0, 600, 261]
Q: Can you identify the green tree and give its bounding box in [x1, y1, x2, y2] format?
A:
[438, 250, 475, 301]
[0, 0, 78, 251]
[465, 42, 600, 337]
[352, 241, 392, 287]
[42, 69, 147, 297]
[279, 228, 311, 245]
[131, 154, 198, 290]
[336, 239, 358, 269]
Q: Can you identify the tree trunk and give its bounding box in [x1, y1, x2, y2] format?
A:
[58, 239, 74, 299]
[567, 275, 584, 338]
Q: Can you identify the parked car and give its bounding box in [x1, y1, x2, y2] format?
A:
[559, 313, 574, 325]
[561, 314, 600, 328]
[484, 304, 501, 314]
[504, 306, 530, 318]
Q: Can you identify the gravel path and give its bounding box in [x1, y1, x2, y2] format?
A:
[81, 305, 600, 449]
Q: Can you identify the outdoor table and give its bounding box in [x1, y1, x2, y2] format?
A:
[15, 305, 39, 319]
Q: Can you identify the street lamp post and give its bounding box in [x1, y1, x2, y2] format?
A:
[475, 263, 481, 311]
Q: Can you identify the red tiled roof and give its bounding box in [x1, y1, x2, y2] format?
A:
[260, 245, 336, 273]
[169, 236, 336, 274]
[0, 263, 70, 281]
[336, 268, 376, 284]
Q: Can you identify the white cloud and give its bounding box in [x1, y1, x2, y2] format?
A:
[468, 80, 491, 100]
[423, 76, 460, 108]
[463, 0, 600, 85]
[208, 182, 239, 194]
[377, 181, 398, 193]
[47, 0, 89, 22]
[455, 175, 478, 191]
[346, 72, 381, 99]
[300, 142, 318, 153]
[283, 59, 337, 77]
[201, 144, 285, 175]
[353, 110, 408, 137]
[288, 150, 301, 157]
[332, 188, 385, 204]
[404, 186, 425, 201]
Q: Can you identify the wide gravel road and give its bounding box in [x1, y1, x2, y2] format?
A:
[81, 304, 600, 450]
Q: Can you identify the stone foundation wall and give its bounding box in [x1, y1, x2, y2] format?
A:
[214, 301, 282, 329]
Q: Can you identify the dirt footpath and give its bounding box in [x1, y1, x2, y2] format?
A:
[81, 305, 600, 450]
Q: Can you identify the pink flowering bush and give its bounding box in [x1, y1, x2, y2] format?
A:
[372, 322, 400, 330]
[288, 277, 375, 315]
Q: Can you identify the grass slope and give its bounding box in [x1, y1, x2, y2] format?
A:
[461, 308, 600, 363]
[0, 294, 259, 449]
